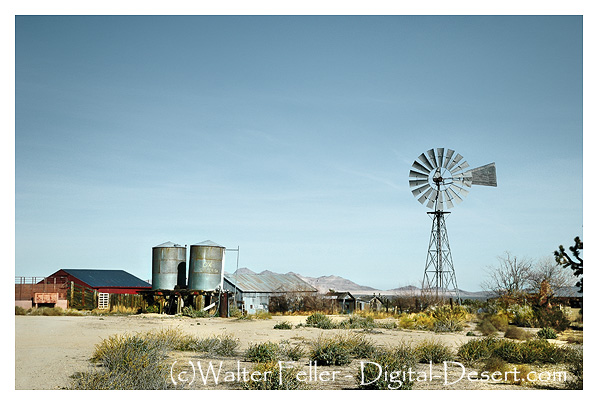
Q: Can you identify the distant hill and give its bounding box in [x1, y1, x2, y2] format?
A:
[232, 268, 489, 298]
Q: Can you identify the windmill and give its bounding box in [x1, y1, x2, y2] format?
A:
[409, 148, 497, 302]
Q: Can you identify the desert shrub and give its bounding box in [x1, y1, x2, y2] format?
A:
[305, 312, 336, 329]
[491, 339, 523, 363]
[180, 306, 208, 318]
[15, 306, 27, 315]
[376, 320, 397, 329]
[254, 311, 272, 320]
[244, 342, 280, 363]
[487, 313, 509, 332]
[144, 304, 159, 313]
[356, 344, 418, 390]
[537, 327, 557, 339]
[533, 307, 570, 332]
[477, 320, 498, 336]
[241, 361, 305, 390]
[565, 346, 583, 389]
[415, 340, 454, 363]
[504, 326, 532, 340]
[29, 306, 64, 316]
[338, 315, 376, 329]
[479, 357, 508, 376]
[457, 337, 498, 363]
[309, 336, 351, 366]
[192, 333, 239, 356]
[509, 304, 535, 327]
[229, 307, 242, 318]
[73, 331, 175, 389]
[518, 339, 567, 364]
[466, 331, 475, 336]
[279, 342, 305, 361]
[433, 319, 464, 332]
[339, 332, 378, 358]
[274, 321, 293, 330]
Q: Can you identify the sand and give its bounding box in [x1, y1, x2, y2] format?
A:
[14, 314, 570, 390]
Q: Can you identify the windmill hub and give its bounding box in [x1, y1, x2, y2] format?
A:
[408, 148, 497, 301]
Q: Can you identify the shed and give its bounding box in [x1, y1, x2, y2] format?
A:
[223, 271, 317, 314]
[324, 291, 356, 314]
[45, 269, 151, 294]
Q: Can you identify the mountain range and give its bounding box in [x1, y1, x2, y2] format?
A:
[232, 268, 491, 298]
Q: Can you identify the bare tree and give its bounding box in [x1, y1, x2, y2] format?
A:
[528, 256, 577, 293]
[482, 252, 532, 302]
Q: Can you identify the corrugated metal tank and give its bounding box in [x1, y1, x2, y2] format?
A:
[152, 242, 187, 290]
[188, 240, 225, 291]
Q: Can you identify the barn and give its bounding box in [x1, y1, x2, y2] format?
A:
[45, 269, 151, 294]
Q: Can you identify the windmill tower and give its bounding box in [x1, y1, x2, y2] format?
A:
[409, 148, 497, 302]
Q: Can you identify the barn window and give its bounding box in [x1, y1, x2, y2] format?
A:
[98, 293, 110, 309]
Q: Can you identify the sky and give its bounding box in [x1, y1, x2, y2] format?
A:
[14, 15, 583, 292]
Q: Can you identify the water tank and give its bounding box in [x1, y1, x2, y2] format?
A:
[188, 240, 225, 291]
[152, 242, 187, 290]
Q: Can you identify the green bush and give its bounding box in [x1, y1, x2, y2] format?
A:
[144, 304, 159, 314]
[15, 306, 28, 315]
[415, 340, 454, 364]
[338, 315, 376, 329]
[533, 307, 570, 332]
[29, 306, 64, 316]
[241, 361, 305, 390]
[191, 333, 239, 356]
[504, 326, 532, 340]
[274, 321, 293, 330]
[279, 342, 305, 361]
[309, 336, 351, 366]
[509, 304, 535, 327]
[457, 337, 498, 363]
[305, 312, 336, 329]
[340, 332, 378, 358]
[356, 344, 417, 390]
[181, 306, 208, 318]
[477, 319, 498, 336]
[244, 342, 280, 363]
[537, 327, 557, 339]
[487, 313, 509, 332]
[72, 331, 175, 389]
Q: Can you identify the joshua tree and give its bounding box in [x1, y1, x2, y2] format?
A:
[555, 236, 583, 293]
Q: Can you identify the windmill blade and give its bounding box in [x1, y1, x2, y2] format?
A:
[436, 148, 445, 168]
[451, 184, 470, 198]
[412, 160, 430, 174]
[450, 160, 470, 174]
[409, 170, 428, 180]
[418, 153, 434, 171]
[411, 184, 431, 197]
[426, 149, 438, 168]
[447, 187, 463, 204]
[418, 188, 434, 205]
[446, 153, 463, 172]
[470, 162, 497, 186]
[453, 178, 472, 188]
[426, 196, 436, 209]
[409, 178, 429, 188]
[443, 149, 455, 168]
[443, 190, 454, 209]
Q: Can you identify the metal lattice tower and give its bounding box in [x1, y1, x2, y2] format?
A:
[409, 148, 497, 302]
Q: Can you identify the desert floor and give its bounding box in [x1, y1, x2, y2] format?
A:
[15, 314, 574, 390]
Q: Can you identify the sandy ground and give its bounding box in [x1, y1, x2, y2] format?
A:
[15, 314, 573, 390]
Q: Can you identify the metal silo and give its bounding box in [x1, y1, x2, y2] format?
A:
[152, 242, 187, 290]
[188, 240, 226, 291]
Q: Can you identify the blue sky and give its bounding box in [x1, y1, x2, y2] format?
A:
[15, 15, 583, 291]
